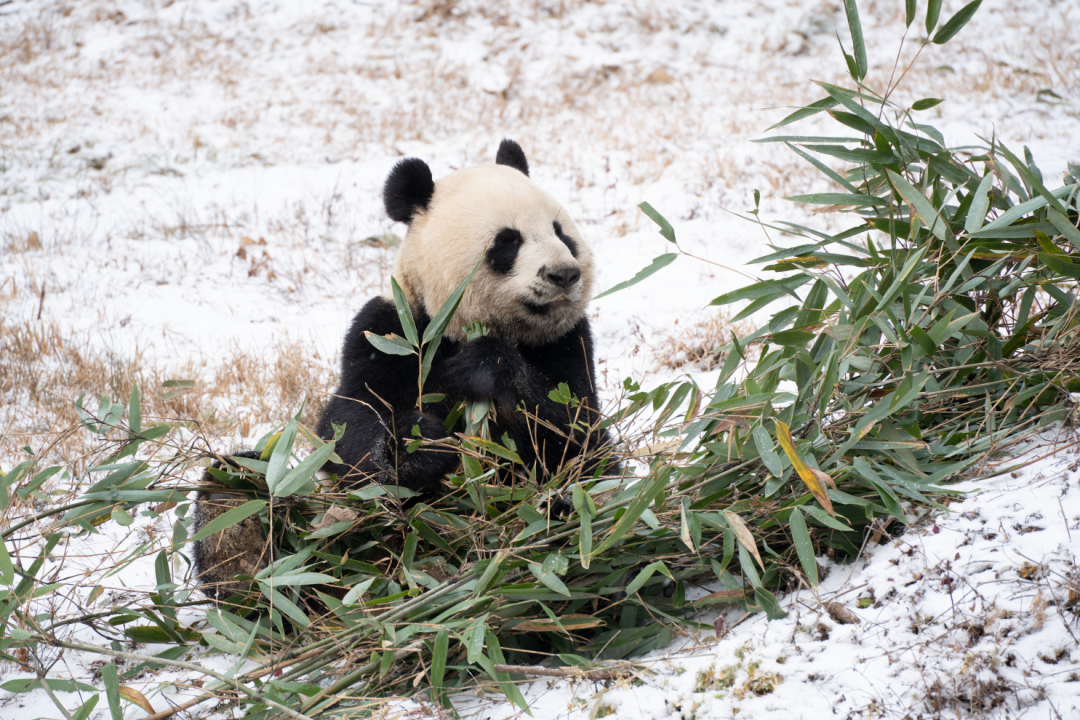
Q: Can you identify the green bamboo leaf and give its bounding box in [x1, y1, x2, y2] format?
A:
[752, 427, 783, 477]
[101, 662, 122, 720]
[738, 543, 762, 588]
[788, 508, 818, 586]
[72, 693, 100, 720]
[465, 614, 488, 663]
[422, 254, 485, 344]
[1047, 207, 1080, 252]
[926, 0, 943, 34]
[786, 143, 859, 193]
[709, 275, 811, 307]
[364, 331, 416, 356]
[905, 0, 916, 27]
[259, 585, 310, 626]
[129, 383, 141, 434]
[931, 0, 983, 44]
[624, 561, 673, 596]
[768, 97, 839, 130]
[802, 504, 854, 532]
[909, 326, 937, 356]
[273, 442, 336, 497]
[886, 169, 952, 245]
[390, 277, 419, 347]
[843, 0, 867, 79]
[639, 201, 677, 243]
[188, 500, 267, 543]
[754, 135, 864, 145]
[591, 471, 667, 557]
[875, 245, 928, 311]
[261, 572, 337, 587]
[0, 529, 14, 585]
[593, 252, 678, 300]
[965, 172, 995, 234]
[807, 142, 898, 162]
[754, 587, 787, 620]
[480, 633, 531, 713]
[980, 184, 1076, 232]
[786, 193, 887, 207]
[430, 628, 449, 705]
[911, 98, 943, 111]
[265, 419, 298, 492]
[1039, 253, 1080, 280]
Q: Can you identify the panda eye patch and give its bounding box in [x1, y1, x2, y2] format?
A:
[486, 227, 523, 275]
[553, 221, 578, 258]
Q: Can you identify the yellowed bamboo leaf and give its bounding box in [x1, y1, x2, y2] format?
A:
[775, 420, 836, 517]
[690, 589, 745, 604]
[629, 439, 679, 458]
[811, 468, 837, 491]
[119, 686, 155, 714]
[723, 510, 764, 569]
[515, 614, 605, 633]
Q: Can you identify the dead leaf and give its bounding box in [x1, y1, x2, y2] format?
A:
[810, 468, 837, 491]
[823, 601, 860, 625]
[119, 686, 155, 714]
[723, 510, 764, 569]
[515, 614, 604, 633]
[630, 439, 680, 458]
[692, 589, 745, 604]
[646, 69, 674, 84]
[312, 504, 360, 531]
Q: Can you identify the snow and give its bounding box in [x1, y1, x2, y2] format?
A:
[2, 0, 1079, 718]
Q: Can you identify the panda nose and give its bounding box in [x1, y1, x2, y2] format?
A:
[546, 266, 581, 288]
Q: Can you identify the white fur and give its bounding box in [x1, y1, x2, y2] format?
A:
[393, 164, 594, 345]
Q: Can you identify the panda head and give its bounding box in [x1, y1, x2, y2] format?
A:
[384, 139, 594, 346]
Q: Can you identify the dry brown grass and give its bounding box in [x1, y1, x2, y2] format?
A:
[652, 309, 756, 373]
[0, 317, 336, 468]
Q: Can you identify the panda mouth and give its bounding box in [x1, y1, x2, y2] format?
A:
[522, 295, 570, 315]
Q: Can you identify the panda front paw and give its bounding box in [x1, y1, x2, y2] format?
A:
[391, 411, 459, 493]
[444, 336, 521, 401]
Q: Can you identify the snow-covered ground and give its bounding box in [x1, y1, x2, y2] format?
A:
[2, 0, 1079, 718]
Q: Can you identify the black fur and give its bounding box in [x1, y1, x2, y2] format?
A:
[486, 228, 523, 274]
[317, 297, 611, 491]
[553, 220, 578, 258]
[495, 139, 530, 177]
[383, 158, 435, 223]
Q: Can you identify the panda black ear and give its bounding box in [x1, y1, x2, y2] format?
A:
[383, 158, 435, 224]
[495, 139, 529, 177]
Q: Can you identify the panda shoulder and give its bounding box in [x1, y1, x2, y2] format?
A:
[341, 296, 399, 355]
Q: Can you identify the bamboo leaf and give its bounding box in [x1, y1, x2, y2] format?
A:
[931, 0, 983, 45]
[843, 0, 867, 79]
[724, 510, 764, 570]
[265, 420, 298, 491]
[423, 255, 485, 344]
[886, 169, 952, 244]
[926, 0, 943, 34]
[775, 420, 836, 516]
[788, 508, 819, 586]
[390, 277, 419, 347]
[593, 253, 678, 300]
[102, 663, 123, 720]
[639, 201, 677, 243]
[364, 331, 416, 356]
[188, 501, 267, 544]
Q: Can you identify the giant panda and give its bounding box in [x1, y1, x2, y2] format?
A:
[192, 140, 612, 601]
[316, 139, 611, 492]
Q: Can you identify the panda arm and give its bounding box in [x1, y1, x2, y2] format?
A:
[443, 318, 614, 472]
[317, 297, 457, 493]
